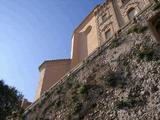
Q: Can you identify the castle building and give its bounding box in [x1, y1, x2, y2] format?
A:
[35, 0, 153, 99]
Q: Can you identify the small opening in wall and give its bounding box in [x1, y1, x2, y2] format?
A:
[127, 8, 137, 20]
[105, 29, 112, 40]
[85, 25, 92, 34]
[122, 0, 130, 5]
[102, 14, 107, 22]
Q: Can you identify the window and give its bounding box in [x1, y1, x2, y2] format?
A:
[105, 29, 112, 40]
[122, 0, 130, 4]
[102, 14, 107, 22]
[127, 8, 137, 20]
[85, 25, 92, 34]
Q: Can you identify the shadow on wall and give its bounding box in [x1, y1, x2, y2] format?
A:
[79, 25, 92, 62]
[148, 11, 160, 42]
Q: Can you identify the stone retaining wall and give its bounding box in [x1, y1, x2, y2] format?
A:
[24, 3, 160, 120]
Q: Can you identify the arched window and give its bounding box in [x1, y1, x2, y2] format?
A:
[85, 25, 92, 34]
[127, 8, 137, 20]
[102, 14, 107, 22]
[105, 29, 112, 40]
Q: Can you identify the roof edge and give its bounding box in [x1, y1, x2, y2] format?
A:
[72, 4, 100, 34]
[39, 59, 71, 71]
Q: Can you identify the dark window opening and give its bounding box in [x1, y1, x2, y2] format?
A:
[105, 29, 112, 40]
[127, 8, 136, 20]
[122, 0, 130, 5]
[102, 14, 107, 22]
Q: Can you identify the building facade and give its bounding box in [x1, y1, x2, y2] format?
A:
[35, 0, 153, 99]
[35, 59, 71, 99]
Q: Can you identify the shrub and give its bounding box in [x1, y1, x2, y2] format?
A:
[153, 1, 160, 11]
[44, 91, 51, 98]
[127, 25, 148, 34]
[127, 26, 137, 34]
[78, 85, 88, 94]
[106, 74, 117, 87]
[71, 94, 79, 103]
[38, 100, 45, 108]
[116, 100, 129, 109]
[55, 100, 62, 108]
[55, 85, 63, 94]
[116, 99, 137, 109]
[83, 59, 90, 65]
[101, 72, 119, 87]
[137, 48, 154, 61]
[72, 102, 82, 114]
[91, 103, 97, 108]
[65, 79, 75, 89]
[109, 37, 122, 49]
[138, 26, 148, 33]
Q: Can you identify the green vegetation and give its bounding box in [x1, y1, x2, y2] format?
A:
[72, 102, 82, 114]
[55, 85, 63, 94]
[109, 37, 123, 49]
[31, 62, 132, 119]
[83, 59, 91, 65]
[138, 26, 148, 33]
[40, 78, 100, 119]
[116, 97, 145, 109]
[137, 48, 154, 61]
[101, 72, 119, 87]
[116, 99, 136, 109]
[0, 80, 24, 120]
[78, 85, 88, 94]
[66, 83, 104, 119]
[153, 1, 160, 11]
[127, 25, 148, 34]
[55, 100, 62, 108]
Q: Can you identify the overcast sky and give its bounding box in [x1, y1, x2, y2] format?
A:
[0, 0, 103, 102]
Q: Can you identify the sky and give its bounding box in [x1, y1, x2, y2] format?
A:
[0, 0, 103, 102]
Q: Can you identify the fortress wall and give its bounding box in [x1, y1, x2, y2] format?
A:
[35, 0, 154, 100]
[24, 4, 160, 118]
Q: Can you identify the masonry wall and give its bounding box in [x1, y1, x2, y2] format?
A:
[116, 0, 152, 23]
[71, 0, 121, 68]
[35, 59, 71, 99]
[35, 0, 154, 100]
[24, 3, 160, 119]
[35, 67, 46, 99]
[98, 1, 120, 44]
[71, 12, 99, 68]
